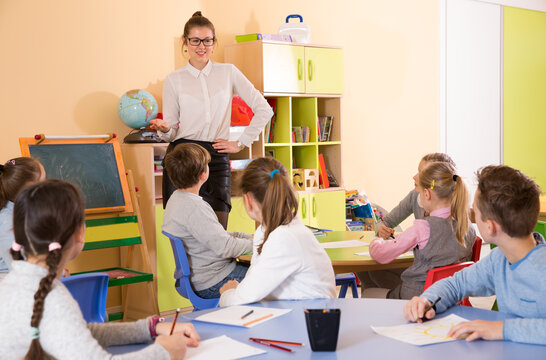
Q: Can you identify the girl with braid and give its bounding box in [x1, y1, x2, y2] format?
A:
[0, 157, 45, 279]
[219, 157, 336, 306]
[0, 179, 199, 360]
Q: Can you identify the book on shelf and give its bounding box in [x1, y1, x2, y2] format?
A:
[265, 98, 277, 143]
[291, 126, 310, 143]
[318, 116, 334, 142]
[318, 154, 330, 188]
[235, 33, 292, 43]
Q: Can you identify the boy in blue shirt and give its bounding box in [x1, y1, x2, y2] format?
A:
[404, 165, 546, 345]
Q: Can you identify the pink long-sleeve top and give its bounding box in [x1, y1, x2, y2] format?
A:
[369, 207, 451, 264]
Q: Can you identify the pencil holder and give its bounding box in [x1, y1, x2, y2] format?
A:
[304, 309, 341, 351]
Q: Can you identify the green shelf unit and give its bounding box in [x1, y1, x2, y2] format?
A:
[83, 216, 142, 250]
[82, 237, 142, 251]
[292, 97, 319, 143]
[73, 267, 153, 287]
[265, 144, 292, 177]
[293, 145, 318, 170]
[267, 96, 292, 144]
[108, 312, 124, 322]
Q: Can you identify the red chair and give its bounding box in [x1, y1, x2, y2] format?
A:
[471, 237, 482, 262]
[424, 261, 475, 307]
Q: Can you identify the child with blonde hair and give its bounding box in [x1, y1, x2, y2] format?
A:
[0, 157, 45, 278]
[219, 157, 336, 306]
[368, 161, 476, 299]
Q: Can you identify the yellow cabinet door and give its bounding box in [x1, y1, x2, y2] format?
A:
[308, 190, 346, 231]
[263, 43, 305, 93]
[297, 193, 310, 225]
[227, 197, 256, 234]
[305, 47, 343, 94]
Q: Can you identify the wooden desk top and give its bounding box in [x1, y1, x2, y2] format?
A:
[239, 231, 413, 274]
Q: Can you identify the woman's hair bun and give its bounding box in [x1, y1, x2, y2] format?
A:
[192, 11, 203, 17]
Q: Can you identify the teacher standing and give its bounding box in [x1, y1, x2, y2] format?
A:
[150, 11, 273, 229]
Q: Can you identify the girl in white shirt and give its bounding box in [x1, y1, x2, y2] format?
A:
[219, 158, 336, 306]
[150, 11, 273, 228]
[1, 179, 199, 359]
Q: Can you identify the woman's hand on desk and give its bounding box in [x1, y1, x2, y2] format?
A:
[157, 322, 200, 347]
[213, 139, 241, 153]
[404, 296, 436, 323]
[220, 280, 239, 294]
[447, 320, 503, 342]
[377, 225, 395, 240]
[149, 119, 171, 133]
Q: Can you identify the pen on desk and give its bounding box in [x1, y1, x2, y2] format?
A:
[241, 309, 254, 319]
[249, 337, 304, 346]
[169, 308, 180, 335]
[249, 338, 294, 353]
[420, 297, 441, 322]
[243, 313, 273, 327]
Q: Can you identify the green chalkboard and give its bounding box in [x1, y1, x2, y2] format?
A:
[29, 143, 126, 211]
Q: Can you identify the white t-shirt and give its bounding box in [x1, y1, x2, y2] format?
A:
[220, 217, 336, 306]
[159, 61, 273, 147]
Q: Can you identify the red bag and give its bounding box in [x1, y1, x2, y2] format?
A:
[231, 95, 254, 126]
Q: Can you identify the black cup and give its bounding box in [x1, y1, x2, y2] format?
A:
[304, 308, 341, 351]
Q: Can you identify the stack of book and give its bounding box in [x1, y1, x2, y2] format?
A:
[264, 98, 277, 143]
[292, 126, 310, 143]
[153, 155, 164, 173]
[235, 33, 293, 43]
[317, 116, 334, 142]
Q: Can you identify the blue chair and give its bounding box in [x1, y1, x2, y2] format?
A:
[336, 273, 359, 298]
[162, 231, 220, 311]
[61, 272, 109, 323]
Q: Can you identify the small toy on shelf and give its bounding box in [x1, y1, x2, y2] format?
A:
[292, 169, 319, 191]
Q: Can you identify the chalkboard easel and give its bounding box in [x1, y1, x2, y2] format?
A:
[19, 135, 133, 214]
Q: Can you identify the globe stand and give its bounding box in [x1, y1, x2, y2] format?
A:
[123, 129, 163, 144]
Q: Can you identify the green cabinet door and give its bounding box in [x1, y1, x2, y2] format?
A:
[297, 193, 310, 225]
[309, 190, 346, 231]
[263, 44, 305, 93]
[227, 197, 256, 234]
[305, 47, 343, 94]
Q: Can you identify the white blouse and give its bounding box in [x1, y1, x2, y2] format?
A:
[159, 61, 273, 147]
[219, 217, 336, 306]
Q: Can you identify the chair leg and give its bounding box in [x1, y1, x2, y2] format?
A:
[338, 284, 348, 298]
[350, 279, 359, 298]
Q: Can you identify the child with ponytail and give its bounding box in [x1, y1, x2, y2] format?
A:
[0, 157, 45, 279]
[218, 157, 336, 306]
[368, 161, 476, 299]
[0, 180, 199, 359]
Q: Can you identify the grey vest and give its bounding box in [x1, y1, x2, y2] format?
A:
[398, 216, 476, 299]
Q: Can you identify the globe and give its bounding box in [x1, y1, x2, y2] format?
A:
[118, 89, 159, 129]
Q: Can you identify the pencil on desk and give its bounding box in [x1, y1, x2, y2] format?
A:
[241, 309, 254, 319]
[249, 338, 294, 352]
[243, 313, 273, 327]
[169, 308, 180, 335]
[249, 337, 304, 346]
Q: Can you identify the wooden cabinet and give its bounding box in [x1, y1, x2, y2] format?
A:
[225, 41, 343, 95]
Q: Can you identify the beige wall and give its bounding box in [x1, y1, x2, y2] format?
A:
[1, 0, 439, 221]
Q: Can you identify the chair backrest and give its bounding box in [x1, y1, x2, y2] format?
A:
[471, 237, 482, 262]
[162, 231, 219, 311]
[61, 272, 109, 323]
[424, 261, 474, 307]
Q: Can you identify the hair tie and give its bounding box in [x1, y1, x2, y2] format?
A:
[11, 241, 22, 252]
[30, 327, 40, 340]
[7, 159, 15, 165]
[453, 174, 459, 182]
[430, 180, 435, 190]
[270, 169, 280, 179]
[48, 242, 62, 252]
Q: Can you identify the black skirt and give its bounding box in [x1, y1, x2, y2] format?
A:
[162, 138, 231, 212]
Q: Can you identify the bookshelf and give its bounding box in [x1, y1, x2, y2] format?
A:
[225, 40, 346, 231]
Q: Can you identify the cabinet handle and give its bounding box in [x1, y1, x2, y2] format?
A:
[297, 58, 303, 80]
[308, 60, 313, 81]
[302, 197, 307, 219]
[312, 196, 317, 218]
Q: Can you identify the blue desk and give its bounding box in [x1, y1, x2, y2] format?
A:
[108, 299, 546, 359]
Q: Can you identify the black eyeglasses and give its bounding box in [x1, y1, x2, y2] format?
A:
[188, 37, 215, 46]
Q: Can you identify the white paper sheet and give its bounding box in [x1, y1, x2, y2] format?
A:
[354, 251, 413, 258]
[320, 240, 370, 248]
[186, 335, 266, 360]
[371, 314, 468, 345]
[194, 305, 291, 328]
